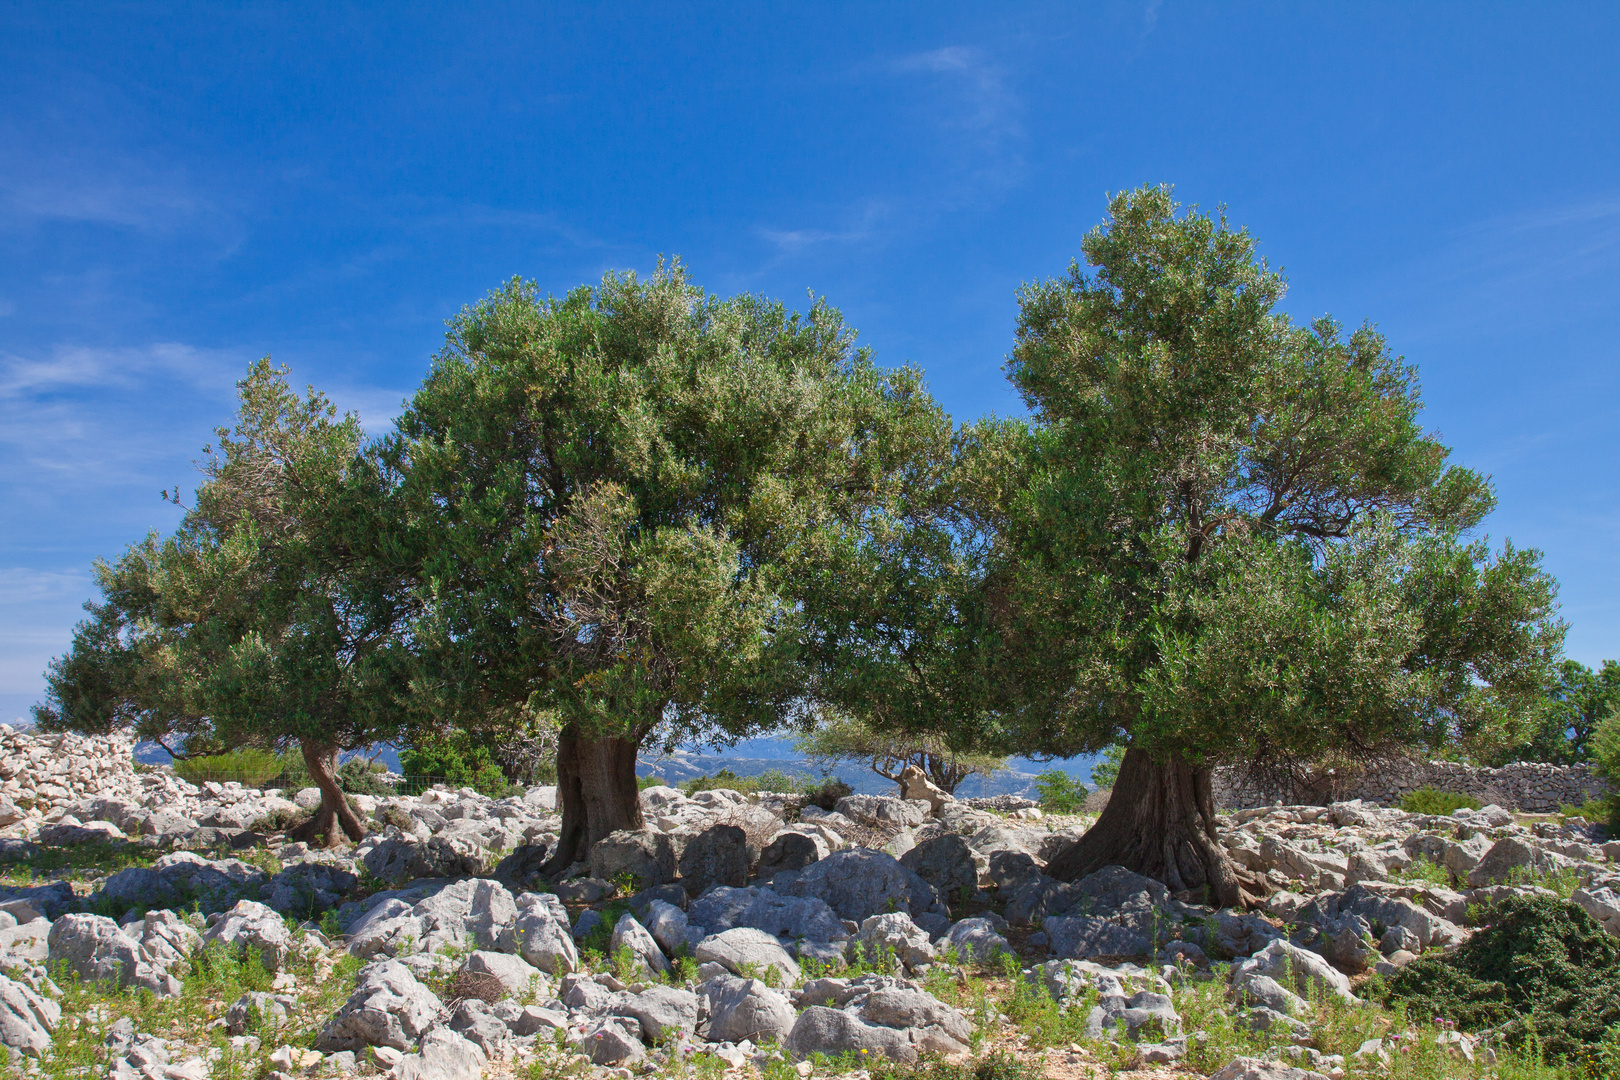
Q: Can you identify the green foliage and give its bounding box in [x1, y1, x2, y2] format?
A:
[1032, 769, 1088, 813]
[400, 734, 512, 797]
[33, 359, 413, 840]
[173, 748, 284, 787]
[337, 756, 394, 795]
[1496, 658, 1620, 766]
[636, 773, 669, 790]
[803, 776, 853, 811]
[678, 767, 827, 796]
[1399, 786, 1483, 816]
[1089, 742, 1125, 790]
[796, 713, 1006, 794]
[1395, 854, 1452, 888]
[1592, 711, 1620, 835]
[386, 264, 951, 857]
[680, 768, 756, 795]
[1384, 894, 1620, 1062]
[952, 184, 1563, 776]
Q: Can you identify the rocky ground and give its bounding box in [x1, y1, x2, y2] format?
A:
[2, 723, 1618, 1080]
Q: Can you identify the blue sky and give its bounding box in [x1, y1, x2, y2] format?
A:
[3, 2, 1619, 725]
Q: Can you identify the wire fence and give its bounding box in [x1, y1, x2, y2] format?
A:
[149, 767, 528, 800]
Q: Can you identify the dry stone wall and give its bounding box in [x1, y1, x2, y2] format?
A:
[0, 724, 198, 833]
[1214, 757, 1611, 813]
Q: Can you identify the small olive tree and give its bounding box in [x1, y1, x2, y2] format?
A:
[795, 714, 1004, 794]
[36, 360, 411, 846]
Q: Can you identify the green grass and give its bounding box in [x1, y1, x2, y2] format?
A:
[34, 937, 366, 1080]
[1400, 786, 1483, 816]
[172, 748, 287, 788]
[0, 839, 156, 885]
[1394, 854, 1453, 888]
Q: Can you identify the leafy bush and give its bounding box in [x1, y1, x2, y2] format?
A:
[400, 735, 513, 798]
[271, 750, 311, 789]
[1033, 770, 1088, 813]
[1383, 893, 1620, 1062]
[637, 773, 670, 790]
[337, 757, 394, 795]
[1399, 786, 1482, 815]
[804, 776, 853, 811]
[681, 768, 753, 795]
[174, 748, 284, 787]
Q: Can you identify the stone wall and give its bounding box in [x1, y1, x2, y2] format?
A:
[0, 724, 197, 835]
[1213, 756, 1611, 813]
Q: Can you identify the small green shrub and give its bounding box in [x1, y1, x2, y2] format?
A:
[1033, 770, 1088, 813]
[681, 768, 755, 795]
[1394, 854, 1451, 887]
[868, 1051, 1043, 1080]
[174, 748, 284, 787]
[637, 773, 669, 790]
[1399, 785, 1482, 816]
[400, 735, 514, 798]
[803, 776, 853, 810]
[337, 757, 394, 795]
[1383, 893, 1620, 1062]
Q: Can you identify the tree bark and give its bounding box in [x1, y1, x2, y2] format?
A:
[287, 739, 366, 848]
[538, 729, 646, 879]
[1044, 747, 1269, 909]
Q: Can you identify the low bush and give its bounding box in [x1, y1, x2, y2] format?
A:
[173, 748, 284, 787]
[803, 776, 853, 810]
[1033, 770, 1088, 813]
[1398, 785, 1482, 816]
[338, 756, 395, 795]
[1383, 893, 1620, 1062]
[400, 736, 514, 798]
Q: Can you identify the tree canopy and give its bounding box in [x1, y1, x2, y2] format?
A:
[923, 186, 1565, 902]
[383, 264, 952, 871]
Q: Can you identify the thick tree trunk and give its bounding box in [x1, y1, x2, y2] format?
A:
[1044, 747, 1269, 909]
[287, 739, 366, 849]
[538, 729, 646, 879]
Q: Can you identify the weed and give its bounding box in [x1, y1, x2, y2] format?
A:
[1395, 855, 1452, 888]
[1400, 786, 1482, 816]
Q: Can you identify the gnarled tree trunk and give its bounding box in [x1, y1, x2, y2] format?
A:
[288, 739, 366, 848]
[538, 728, 646, 878]
[1044, 747, 1268, 909]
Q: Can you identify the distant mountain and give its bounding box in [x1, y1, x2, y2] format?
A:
[637, 739, 1101, 798]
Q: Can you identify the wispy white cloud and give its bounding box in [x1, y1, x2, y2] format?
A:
[755, 202, 890, 256]
[890, 47, 1021, 141]
[0, 567, 92, 604]
[1142, 0, 1164, 36]
[0, 341, 237, 399]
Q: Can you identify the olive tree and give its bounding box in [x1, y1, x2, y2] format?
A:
[386, 265, 949, 875]
[35, 360, 410, 846]
[963, 187, 1562, 906]
[795, 714, 1005, 794]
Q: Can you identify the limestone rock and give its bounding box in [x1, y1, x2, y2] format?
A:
[693, 927, 800, 985]
[316, 959, 444, 1052]
[897, 764, 952, 814]
[698, 974, 797, 1044]
[203, 899, 291, 971]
